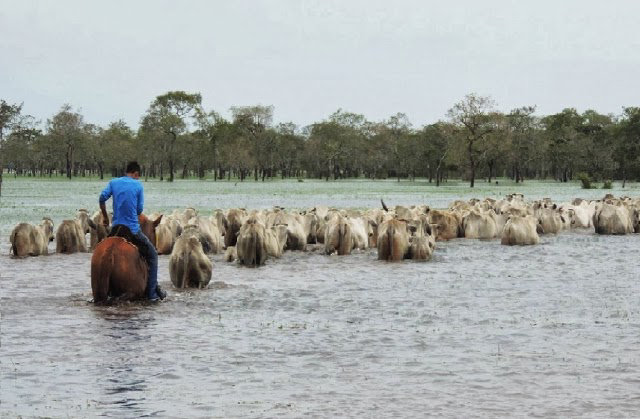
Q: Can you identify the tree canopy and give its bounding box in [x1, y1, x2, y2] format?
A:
[2, 94, 639, 187]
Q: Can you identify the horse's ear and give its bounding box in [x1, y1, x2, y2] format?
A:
[153, 214, 163, 227]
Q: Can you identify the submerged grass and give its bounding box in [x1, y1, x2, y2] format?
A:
[1, 176, 638, 240]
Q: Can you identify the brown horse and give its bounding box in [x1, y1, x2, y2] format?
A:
[91, 214, 162, 303]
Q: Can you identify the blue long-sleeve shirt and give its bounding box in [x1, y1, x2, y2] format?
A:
[99, 176, 144, 234]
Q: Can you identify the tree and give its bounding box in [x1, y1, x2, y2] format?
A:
[47, 104, 85, 179]
[99, 120, 135, 178]
[418, 122, 455, 186]
[615, 107, 640, 187]
[542, 109, 583, 182]
[0, 100, 24, 195]
[231, 105, 275, 181]
[274, 122, 304, 178]
[142, 91, 202, 182]
[506, 106, 539, 183]
[305, 110, 368, 180]
[482, 112, 509, 183]
[384, 113, 413, 181]
[196, 110, 229, 180]
[577, 110, 616, 180]
[447, 94, 496, 187]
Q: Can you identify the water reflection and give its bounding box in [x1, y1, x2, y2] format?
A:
[90, 304, 157, 416]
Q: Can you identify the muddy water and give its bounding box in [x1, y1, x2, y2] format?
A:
[2, 230, 639, 417]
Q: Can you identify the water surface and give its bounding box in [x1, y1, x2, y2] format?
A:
[1, 178, 639, 417]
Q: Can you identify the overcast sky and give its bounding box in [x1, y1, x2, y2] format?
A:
[1, 0, 639, 129]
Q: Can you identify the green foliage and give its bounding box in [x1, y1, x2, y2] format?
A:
[2, 94, 640, 185]
[602, 179, 613, 189]
[577, 172, 593, 189]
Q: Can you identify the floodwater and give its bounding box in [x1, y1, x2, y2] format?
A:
[1, 178, 640, 417]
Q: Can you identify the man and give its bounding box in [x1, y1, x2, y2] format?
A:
[99, 161, 166, 301]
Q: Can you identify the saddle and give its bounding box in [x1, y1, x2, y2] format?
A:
[107, 224, 152, 260]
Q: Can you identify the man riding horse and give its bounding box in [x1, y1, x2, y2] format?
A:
[98, 161, 166, 302]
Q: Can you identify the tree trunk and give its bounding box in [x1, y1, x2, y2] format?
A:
[66, 145, 73, 179]
[469, 163, 476, 188]
[468, 139, 475, 188]
[168, 158, 174, 182]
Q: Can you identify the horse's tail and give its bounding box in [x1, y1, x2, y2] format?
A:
[91, 242, 114, 303]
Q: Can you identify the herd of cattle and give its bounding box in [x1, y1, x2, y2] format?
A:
[9, 193, 640, 289]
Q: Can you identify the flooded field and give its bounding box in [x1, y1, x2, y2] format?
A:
[1, 177, 640, 417]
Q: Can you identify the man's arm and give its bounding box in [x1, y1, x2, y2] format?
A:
[99, 182, 112, 227]
[137, 185, 144, 215]
[99, 202, 109, 227]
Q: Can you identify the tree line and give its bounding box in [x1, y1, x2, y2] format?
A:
[1, 92, 639, 195]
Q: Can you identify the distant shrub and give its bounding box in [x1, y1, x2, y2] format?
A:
[577, 172, 593, 189]
[602, 179, 613, 189]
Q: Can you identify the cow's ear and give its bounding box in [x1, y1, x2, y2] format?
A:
[153, 214, 163, 227]
[88, 219, 97, 230]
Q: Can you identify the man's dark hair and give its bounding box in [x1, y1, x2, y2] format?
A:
[126, 161, 141, 174]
